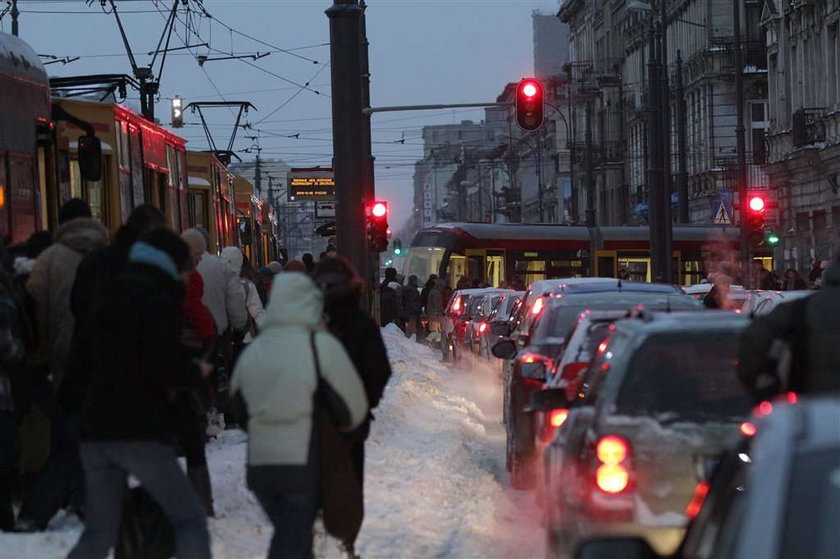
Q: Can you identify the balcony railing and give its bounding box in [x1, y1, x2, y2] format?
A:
[792, 108, 826, 148]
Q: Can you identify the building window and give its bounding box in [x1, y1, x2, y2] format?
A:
[796, 212, 810, 233]
[814, 210, 827, 233]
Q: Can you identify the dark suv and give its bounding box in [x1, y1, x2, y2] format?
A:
[535, 311, 753, 558]
[493, 282, 699, 488]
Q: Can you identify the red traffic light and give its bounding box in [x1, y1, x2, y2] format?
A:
[521, 82, 538, 99]
[515, 78, 545, 132]
[371, 201, 388, 218]
[748, 196, 766, 212]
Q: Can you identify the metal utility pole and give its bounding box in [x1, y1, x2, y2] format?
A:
[10, 0, 18, 36]
[646, 23, 665, 283]
[676, 50, 689, 223]
[584, 100, 595, 227]
[359, 0, 376, 292]
[565, 65, 578, 223]
[659, 0, 673, 283]
[536, 130, 545, 222]
[326, 0, 367, 284]
[733, 0, 751, 276]
[254, 152, 262, 198]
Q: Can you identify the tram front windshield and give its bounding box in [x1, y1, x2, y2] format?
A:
[403, 246, 445, 284]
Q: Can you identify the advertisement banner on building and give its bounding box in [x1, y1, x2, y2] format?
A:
[288, 168, 335, 201]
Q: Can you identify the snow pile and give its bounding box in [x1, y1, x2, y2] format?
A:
[355, 324, 542, 558]
[0, 325, 543, 558]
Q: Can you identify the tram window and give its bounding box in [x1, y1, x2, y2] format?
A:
[449, 254, 466, 287]
[9, 155, 37, 244]
[549, 260, 584, 278]
[404, 246, 444, 283]
[487, 255, 504, 287]
[0, 154, 8, 240]
[70, 158, 107, 223]
[515, 259, 546, 287]
[683, 259, 702, 286]
[598, 256, 616, 278]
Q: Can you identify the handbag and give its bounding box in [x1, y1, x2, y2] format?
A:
[310, 332, 364, 544]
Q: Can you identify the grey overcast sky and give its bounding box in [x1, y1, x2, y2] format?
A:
[6, 0, 561, 228]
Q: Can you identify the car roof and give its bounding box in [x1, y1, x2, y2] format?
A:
[550, 281, 683, 295]
[454, 288, 512, 296]
[528, 277, 618, 295]
[544, 291, 701, 309]
[613, 310, 750, 336]
[684, 283, 746, 294]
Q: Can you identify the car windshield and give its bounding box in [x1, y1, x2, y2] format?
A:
[615, 331, 752, 422]
[781, 449, 840, 558]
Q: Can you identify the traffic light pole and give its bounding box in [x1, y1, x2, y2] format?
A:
[327, 1, 367, 293]
[360, 0, 377, 302]
[733, 0, 751, 282]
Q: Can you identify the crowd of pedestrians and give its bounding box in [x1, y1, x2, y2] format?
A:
[0, 199, 392, 559]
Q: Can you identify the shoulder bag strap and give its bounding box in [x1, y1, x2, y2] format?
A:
[309, 331, 323, 383]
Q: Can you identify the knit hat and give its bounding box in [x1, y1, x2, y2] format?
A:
[58, 198, 92, 224]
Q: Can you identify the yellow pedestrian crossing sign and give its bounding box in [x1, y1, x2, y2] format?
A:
[713, 202, 732, 225]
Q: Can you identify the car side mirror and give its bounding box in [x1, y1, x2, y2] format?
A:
[491, 338, 517, 360]
[526, 388, 569, 413]
[490, 322, 510, 337]
[77, 134, 102, 182]
[576, 537, 661, 559]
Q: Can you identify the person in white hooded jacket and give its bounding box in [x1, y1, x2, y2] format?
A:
[231, 272, 368, 559]
[220, 246, 265, 328]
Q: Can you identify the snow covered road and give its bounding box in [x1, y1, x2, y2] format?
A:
[1, 324, 543, 558]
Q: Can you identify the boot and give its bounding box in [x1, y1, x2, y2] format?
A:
[187, 466, 215, 517]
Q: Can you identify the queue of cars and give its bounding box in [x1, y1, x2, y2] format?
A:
[436, 275, 825, 558]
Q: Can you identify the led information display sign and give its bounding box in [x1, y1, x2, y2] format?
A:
[288, 168, 335, 201]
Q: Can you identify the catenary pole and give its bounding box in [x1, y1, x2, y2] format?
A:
[733, 0, 751, 282]
[647, 20, 665, 283]
[326, 0, 366, 293]
[676, 50, 689, 223]
[10, 0, 18, 36]
[659, 0, 674, 283]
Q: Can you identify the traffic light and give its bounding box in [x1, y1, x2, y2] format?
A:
[765, 230, 781, 247]
[745, 194, 766, 245]
[171, 96, 184, 128]
[393, 239, 402, 256]
[367, 200, 389, 253]
[515, 78, 544, 131]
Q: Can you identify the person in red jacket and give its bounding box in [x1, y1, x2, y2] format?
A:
[178, 230, 217, 515]
[183, 270, 215, 352]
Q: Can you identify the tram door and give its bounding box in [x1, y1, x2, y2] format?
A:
[595, 250, 683, 283]
[465, 249, 505, 287]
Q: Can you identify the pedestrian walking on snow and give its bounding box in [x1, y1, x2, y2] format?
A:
[402, 275, 422, 341]
[67, 229, 212, 559]
[27, 199, 107, 390]
[231, 272, 368, 559]
[314, 257, 392, 555]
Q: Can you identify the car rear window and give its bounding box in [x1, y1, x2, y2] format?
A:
[780, 449, 840, 559]
[615, 331, 751, 422]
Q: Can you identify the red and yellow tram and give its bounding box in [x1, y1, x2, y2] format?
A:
[186, 150, 236, 254]
[405, 222, 741, 288]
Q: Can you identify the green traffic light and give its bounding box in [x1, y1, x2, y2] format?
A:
[766, 231, 780, 246]
[394, 248, 401, 255]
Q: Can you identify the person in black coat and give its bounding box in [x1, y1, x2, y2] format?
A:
[314, 257, 392, 556]
[67, 229, 212, 559]
[402, 275, 422, 341]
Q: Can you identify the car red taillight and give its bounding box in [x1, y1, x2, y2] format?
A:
[549, 408, 569, 428]
[478, 322, 488, 335]
[685, 480, 710, 519]
[538, 408, 569, 443]
[594, 435, 632, 494]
